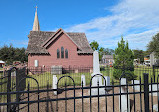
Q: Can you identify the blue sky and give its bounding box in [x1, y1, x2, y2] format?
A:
[0, 0, 159, 50]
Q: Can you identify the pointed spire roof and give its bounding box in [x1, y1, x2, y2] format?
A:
[32, 6, 40, 31]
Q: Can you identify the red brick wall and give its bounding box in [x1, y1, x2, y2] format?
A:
[28, 33, 93, 68]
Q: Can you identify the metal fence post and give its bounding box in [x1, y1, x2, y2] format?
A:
[7, 70, 11, 112]
[143, 73, 149, 112]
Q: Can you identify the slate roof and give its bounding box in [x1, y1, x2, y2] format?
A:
[102, 55, 113, 59]
[26, 30, 93, 54]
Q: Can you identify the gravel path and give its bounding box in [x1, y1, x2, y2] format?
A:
[17, 86, 157, 112]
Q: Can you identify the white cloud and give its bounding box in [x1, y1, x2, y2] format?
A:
[10, 40, 28, 47]
[64, 0, 159, 50]
[0, 40, 28, 48]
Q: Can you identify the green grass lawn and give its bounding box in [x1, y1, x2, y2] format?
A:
[26, 67, 115, 89]
[27, 66, 159, 89]
[26, 72, 92, 89]
[1, 66, 158, 90]
[26, 67, 121, 88]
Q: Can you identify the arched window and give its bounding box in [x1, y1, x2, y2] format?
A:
[61, 47, 64, 58]
[65, 49, 68, 58]
[57, 49, 60, 58]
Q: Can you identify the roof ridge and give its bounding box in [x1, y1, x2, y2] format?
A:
[30, 30, 85, 34]
[27, 29, 93, 54]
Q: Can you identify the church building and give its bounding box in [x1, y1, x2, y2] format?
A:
[26, 8, 93, 68]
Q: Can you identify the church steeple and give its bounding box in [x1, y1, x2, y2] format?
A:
[32, 6, 40, 31]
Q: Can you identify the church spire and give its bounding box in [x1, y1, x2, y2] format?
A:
[32, 6, 40, 31]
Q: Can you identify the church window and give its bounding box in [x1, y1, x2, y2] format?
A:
[65, 49, 68, 58]
[61, 47, 64, 58]
[57, 49, 60, 58]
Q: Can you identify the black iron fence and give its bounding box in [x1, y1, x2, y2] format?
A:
[26, 66, 93, 89]
[0, 67, 26, 112]
[1, 66, 159, 112]
[0, 67, 159, 111]
[24, 65, 159, 89]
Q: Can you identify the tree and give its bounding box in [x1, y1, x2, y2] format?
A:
[99, 47, 104, 61]
[90, 40, 99, 51]
[103, 48, 114, 55]
[147, 33, 159, 58]
[133, 50, 144, 63]
[0, 44, 28, 65]
[90, 40, 115, 61]
[113, 36, 135, 80]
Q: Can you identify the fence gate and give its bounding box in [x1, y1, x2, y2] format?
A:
[0, 69, 10, 112]
[0, 67, 26, 112]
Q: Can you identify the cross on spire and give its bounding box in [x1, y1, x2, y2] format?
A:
[32, 5, 40, 31]
[35, 6, 38, 12]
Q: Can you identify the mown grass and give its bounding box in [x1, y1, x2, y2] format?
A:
[27, 66, 159, 88]
[1, 66, 159, 90]
[26, 72, 92, 89]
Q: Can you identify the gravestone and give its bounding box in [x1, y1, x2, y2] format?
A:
[149, 84, 159, 96]
[51, 65, 62, 74]
[11, 71, 16, 77]
[81, 74, 86, 86]
[103, 76, 110, 86]
[119, 78, 130, 112]
[52, 75, 57, 95]
[131, 80, 140, 91]
[91, 51, 106, 95]
[153, 104, 158, 112]
[103, 76, 111, 90]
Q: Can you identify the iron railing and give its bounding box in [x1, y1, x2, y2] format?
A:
[0, 70, 159, 111]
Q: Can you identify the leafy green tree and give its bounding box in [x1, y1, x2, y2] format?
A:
[99, 47, 104, 61]
[133, 50, 144, 63]
[103, 48, 114, 55]
[0, 44, 28, 65]
[90, 40, 99, 51]
[113, 36, 135, 80]
[147, 33, 159, 58]
[90, 40, 115, 61]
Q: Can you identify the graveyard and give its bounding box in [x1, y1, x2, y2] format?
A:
[23, 65, 156, 89]
[10, 83, 158, 112]
[0, 51, 156, 112]
[1, 51, 158, 111]
[1, 0, 159, 111]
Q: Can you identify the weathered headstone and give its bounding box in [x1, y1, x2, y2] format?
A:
[75, 69, 78, 73]
[131, 80, 140, 91]
[91, 51, 106, 95]
[81, 74, 86, 86]
[119, 78, 130, 112]
[103, 76, 111, 90]
[153, 104, 158, 112]
[52, 75, 57, 95]
[149, 84, 159, 96]
[11, 71, 16, 77]
[104, 76, 110, 86]
[51, 65, 62, 74]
